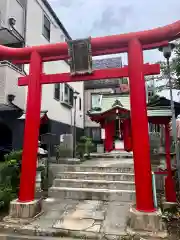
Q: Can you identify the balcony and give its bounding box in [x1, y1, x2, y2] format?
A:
[0, 61, 26, 110]
[0, 0, 25, 45]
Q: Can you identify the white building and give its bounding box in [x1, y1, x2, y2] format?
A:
[84, 57, 122, 149]
[0, 0, 84, 154]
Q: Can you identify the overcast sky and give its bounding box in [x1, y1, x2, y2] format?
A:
[49, 0, 180, 64]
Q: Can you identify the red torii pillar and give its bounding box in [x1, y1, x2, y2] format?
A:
[128, 39, 154, 212]
[19, 52, 42, 202]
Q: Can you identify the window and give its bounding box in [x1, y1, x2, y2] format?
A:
[85, 127, 101, 142]
[91, 94, 101, 108]
[60, 83, 64, 102]
[79, 97, 82, 110]
[54, 84, 60, 100]
[60, 83, 74, 107]
[69, 88, 74, 106]
[64, 84, 69, 103]
[91, 128, 101, 141]
[43, 14, 50, 41]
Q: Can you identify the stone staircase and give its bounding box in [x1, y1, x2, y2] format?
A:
[49, 163, 136, 203]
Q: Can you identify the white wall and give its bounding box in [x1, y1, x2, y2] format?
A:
[85, 88, 113, 128]
[4, 64, 26, 109]
[0, 63, 25, 108]
[25, 0, 84, 129]
[0, 0, 7, 25]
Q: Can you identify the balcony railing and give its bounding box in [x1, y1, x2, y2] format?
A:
[0, 60, 24, 73]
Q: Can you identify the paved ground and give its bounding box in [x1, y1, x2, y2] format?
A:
[30, 199, 129, 238]
[0, 199, 130, 239]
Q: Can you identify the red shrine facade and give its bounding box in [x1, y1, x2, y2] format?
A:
[0, 21, 180, 213]
[87, 89, 173, 153]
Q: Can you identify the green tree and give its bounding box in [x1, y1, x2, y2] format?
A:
[121, 78, 128, 84]
[172, 42, 180, 88]
[76, 136, 94, 159]
[158, 42, 180, 89]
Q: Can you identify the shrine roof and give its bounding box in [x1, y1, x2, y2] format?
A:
[87, 94, 172, 118]
[148, 95, 180, 116]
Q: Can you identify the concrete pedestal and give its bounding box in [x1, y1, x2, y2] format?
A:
[9, 199, 41, 219]
[127, 206, 167, 238]
[162, 201, 177, 211]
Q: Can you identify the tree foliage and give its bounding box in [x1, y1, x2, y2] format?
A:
[76, 136, 95, 159]
[0, 150, 22, 210]
[159, 42, 180, 89]
[172, 42, 180, 88]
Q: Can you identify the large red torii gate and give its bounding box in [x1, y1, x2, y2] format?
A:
[3, 21, 180, 213]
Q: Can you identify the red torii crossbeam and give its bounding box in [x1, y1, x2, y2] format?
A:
[14, 41, 168, 64]
[0, 21, 179, 63]
[18, 63, 160, 86]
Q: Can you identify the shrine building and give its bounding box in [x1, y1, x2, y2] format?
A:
[87, 85, 173, 153]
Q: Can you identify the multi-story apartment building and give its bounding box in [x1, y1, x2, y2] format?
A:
[84, 57, 122, 149]
[0, 0, 84, 155]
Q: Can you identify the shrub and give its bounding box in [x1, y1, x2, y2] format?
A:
[76, 136, 94, 159]
[0, 150, 22, 210]
[4, 150, 22, 162]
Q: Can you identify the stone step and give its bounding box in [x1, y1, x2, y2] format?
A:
[56, 172, 135, 181]
[53, 178, 135, 190]
[59, 165, 134, 173]
[49, 187, 136, 202]
[0, 233, 75, 240]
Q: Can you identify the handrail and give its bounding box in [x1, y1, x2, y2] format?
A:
[152, 172, 158, 208]
[0, 21, 179, 62]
